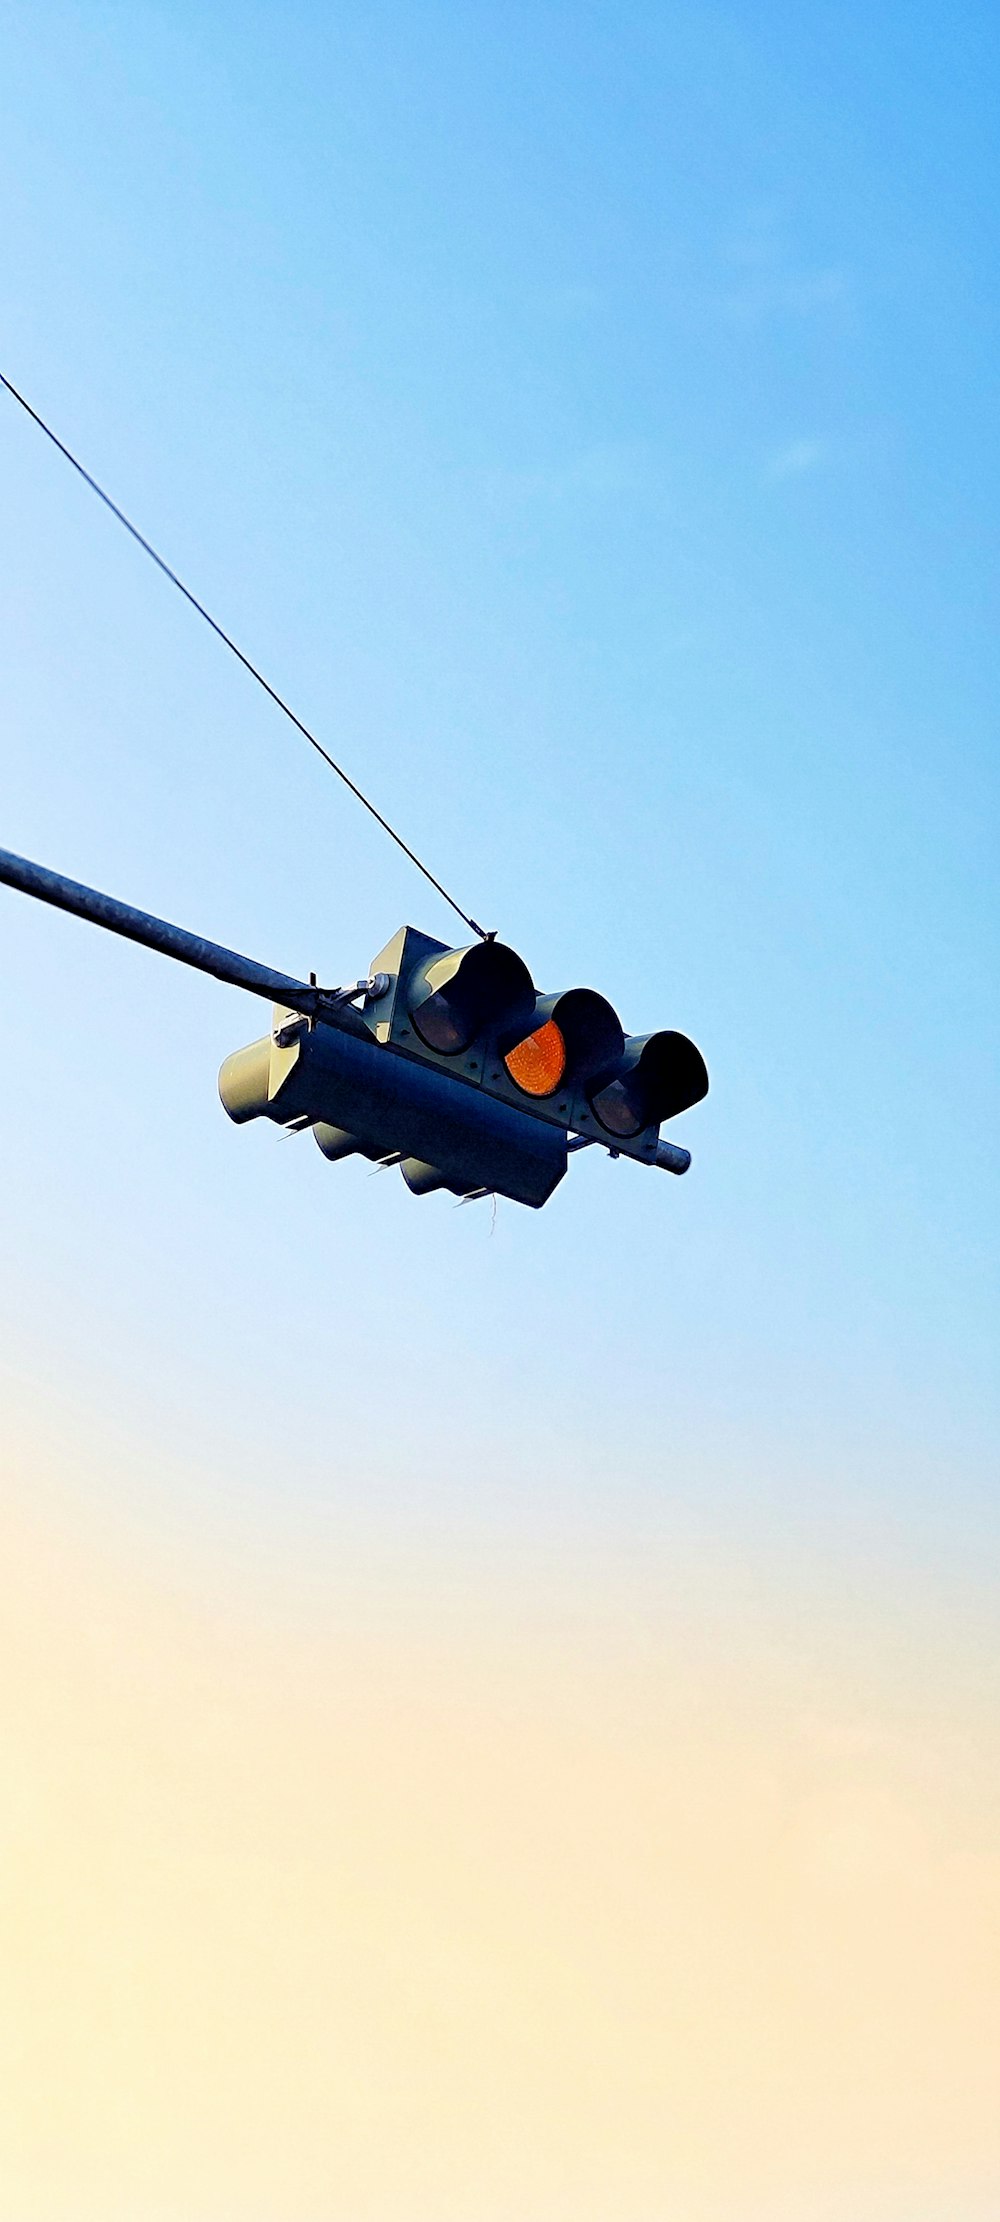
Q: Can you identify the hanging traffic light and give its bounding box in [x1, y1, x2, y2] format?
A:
[0, 845, 709, 1213]
[350, 931, 708, 1174]
[218, 995, 567, 1208]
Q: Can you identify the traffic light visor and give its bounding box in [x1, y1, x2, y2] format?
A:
[504, 1018, 567, 1096]
[409, 940, 535, 1054]
[591, 1030, 708, 1136]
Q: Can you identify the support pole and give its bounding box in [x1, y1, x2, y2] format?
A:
[0, 843, 337, 1023]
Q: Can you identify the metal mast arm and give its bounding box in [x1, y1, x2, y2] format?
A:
[0, 843, 345, 1023]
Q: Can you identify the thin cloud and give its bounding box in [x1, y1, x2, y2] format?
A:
[478, 441, 651, 508]
[719, 264, 849, 326]
[542, 280, 605, 322]
[715, 207, 851, 326]
[767, 437, 827, 480]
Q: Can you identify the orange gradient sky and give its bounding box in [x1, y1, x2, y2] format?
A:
[4, 1397, 999, 2222]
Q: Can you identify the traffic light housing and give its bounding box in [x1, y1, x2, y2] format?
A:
[349, 927, 707, 1170]
[0, 845, 710, 1217]
[218, 922, 709, 1204]
[218, 992, 568, 1208]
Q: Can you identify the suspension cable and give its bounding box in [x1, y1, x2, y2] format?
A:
[0, 369, 487, 939]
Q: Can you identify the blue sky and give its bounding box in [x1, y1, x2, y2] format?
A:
[3, 2, 995, 1530]
[0, 15, 998, 2210]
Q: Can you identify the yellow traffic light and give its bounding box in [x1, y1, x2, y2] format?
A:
[503, 1017, 567, 1096]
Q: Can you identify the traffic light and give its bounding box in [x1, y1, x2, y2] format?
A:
[0, 842, 708, 1216]
[342, 925, 709, 1174]
[217, 922, 709, 1204]
[218, 983, 568, 1208]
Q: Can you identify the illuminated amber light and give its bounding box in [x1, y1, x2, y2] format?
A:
[504, 1019, 566, 1097]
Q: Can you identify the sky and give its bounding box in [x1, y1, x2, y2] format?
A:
[0, 5, 998, 2217]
